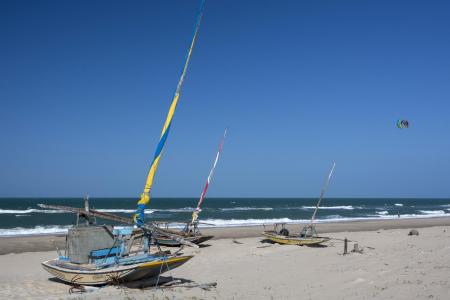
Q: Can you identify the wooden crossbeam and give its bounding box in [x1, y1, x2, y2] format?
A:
[38, 204, 198, 248]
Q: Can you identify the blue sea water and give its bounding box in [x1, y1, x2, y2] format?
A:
[0, 197, 449, 236]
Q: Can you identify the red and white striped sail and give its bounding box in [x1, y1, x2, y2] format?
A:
[192, 128, 227, 222]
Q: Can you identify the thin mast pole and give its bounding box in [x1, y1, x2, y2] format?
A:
[192, 128, 227, 223]
[133, 0, 207, 226]
[310, 162, 336, 225]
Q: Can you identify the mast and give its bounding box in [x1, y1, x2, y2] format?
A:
[133, 0, 207, 226]
[83, 195, 93, 225]
[310, 162, 336, 225]
[192, 128, 227, 223]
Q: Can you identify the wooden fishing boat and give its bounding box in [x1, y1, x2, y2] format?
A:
[42, 254, 193, 286]
[262, 163, 336, 246]
[39, 202, 197, 285]
[154, 221, 214, 246]
[262, 229, 330, 246]
[155, 129, 227, 246]
[40, 0, 207, 285]
[156, 234, 213, 247]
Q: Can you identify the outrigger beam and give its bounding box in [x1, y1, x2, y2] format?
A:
[38, 204, 199, 248]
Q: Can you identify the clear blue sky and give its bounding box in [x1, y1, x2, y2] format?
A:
[1, 0, 449, 198]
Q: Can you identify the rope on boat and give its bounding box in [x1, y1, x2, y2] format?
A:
[155, 240, 164, 287]
[106, 273, 124, 287]
[154, 242, 173, 289]
[68, 274, 86, 294]
[152, 233, 173, 289]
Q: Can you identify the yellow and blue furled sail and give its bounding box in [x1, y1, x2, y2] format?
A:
[134, 0, 206, 226]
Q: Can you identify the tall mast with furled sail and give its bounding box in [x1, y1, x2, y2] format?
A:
[192, 128, 228, 223]
[38, 2, 208, 284]
[133, 0, 207, 227]
[152, 129, 227, 247]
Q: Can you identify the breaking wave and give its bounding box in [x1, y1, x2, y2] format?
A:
[0, 226, 70, 236]
[301, 205, 356, 210]
[418, 210, 446, 215]
[0, 209, 65, 214]
[220, 207, 273, 212]
[201, 218, 307, 227]
[0, 208, 155, 215]
[158, 207, 195, 213]
[2, 211, 450, 236]
[200, 212, 450, 228]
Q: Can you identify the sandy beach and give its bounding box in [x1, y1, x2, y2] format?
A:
[0, 218, 449, 299]
[3, 0, 450, 298]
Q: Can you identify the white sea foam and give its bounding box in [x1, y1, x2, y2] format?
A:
[0, 208, 155, 215]
[199, 216, 367, 227]
[220, 207, 273, 212]
[0, 226, 71, 237]
[377, 211, 389, 215]
[394, 203, 403, 207]
[324, 214, 342, 219]
[201, 218, 307, 227]
[200, 211, 450, 228]
[418, 210, 446, 215]
[62, 207, 194, 214]
[161, 207, 195, 213]
[302, 205, 356, 210]
[2, 210, 450, 235]
[0, 209, 65, 214]
[319, 212, 449, 222]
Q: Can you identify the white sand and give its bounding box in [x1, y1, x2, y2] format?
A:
[1, 226, 449, 300]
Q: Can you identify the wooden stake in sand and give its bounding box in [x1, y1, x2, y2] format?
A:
[344, 237, 348, 255]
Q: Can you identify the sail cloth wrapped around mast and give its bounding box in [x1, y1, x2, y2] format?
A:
[192, 128, 227, 223]
[133, 0, 207, 227]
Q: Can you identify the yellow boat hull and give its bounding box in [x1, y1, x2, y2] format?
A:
[262, 231, 329, 246]
[42, 255, 193, 286]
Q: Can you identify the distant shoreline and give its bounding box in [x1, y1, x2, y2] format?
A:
[1, 216, 449, 255]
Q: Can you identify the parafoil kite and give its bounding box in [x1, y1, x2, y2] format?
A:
[397, 120, 409, 129]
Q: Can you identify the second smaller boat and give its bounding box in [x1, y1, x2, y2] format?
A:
[156, 129, 227, 246]
[263, 162, 336, 246]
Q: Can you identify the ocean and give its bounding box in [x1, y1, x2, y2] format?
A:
[0, 197, 449, 236]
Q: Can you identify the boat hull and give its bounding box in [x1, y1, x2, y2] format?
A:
[262, 231, 329, 246]
[156, 235, 213, 247]
[42, 255, 193, 286]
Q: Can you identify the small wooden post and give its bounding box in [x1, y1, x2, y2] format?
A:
[344, 237, 348, 255]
